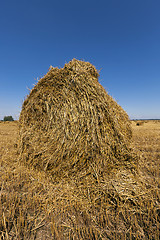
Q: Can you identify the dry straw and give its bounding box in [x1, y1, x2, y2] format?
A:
[18, 59, 137, 180]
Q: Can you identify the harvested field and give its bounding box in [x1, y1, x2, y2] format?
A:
[0, 60, 160, 239]
[0, 60, 159, 239]
[0, 120, 160, 239]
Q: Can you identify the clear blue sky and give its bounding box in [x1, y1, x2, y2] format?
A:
[0, 0, 160, 120]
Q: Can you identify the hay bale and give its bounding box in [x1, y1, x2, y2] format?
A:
[136, 121, 144, 126]
[18, 59, 136, 179]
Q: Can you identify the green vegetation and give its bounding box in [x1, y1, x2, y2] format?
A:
[3, 116, 14, 121]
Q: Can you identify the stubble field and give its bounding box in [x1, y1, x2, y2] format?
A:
[0, 120, 159, 239]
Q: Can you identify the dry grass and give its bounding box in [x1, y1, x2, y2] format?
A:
[0, 120, 159, 239]
[18, 59, 136, 180]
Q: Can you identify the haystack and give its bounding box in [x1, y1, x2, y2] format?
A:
[18, 59, 136, 180]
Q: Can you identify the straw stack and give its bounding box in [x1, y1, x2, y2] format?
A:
[18, 59, 136, 180]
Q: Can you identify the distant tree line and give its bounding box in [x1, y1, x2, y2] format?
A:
[3, 116, 14, 121]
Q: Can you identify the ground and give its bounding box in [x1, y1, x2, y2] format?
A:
[0, 120, 159, 239]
